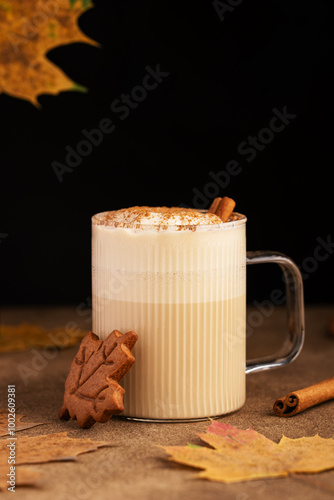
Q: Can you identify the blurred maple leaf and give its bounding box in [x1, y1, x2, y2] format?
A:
[0, 322, 87, 353]
[0, 0, 98, 105]
[163, 421, 334, 483]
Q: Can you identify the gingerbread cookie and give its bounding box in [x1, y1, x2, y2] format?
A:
[59, 330, 138, 428]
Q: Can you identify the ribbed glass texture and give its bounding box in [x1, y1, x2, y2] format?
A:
[92, 217, 246, 420]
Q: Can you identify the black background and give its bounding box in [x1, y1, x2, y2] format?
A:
[1, 0, 334, 306]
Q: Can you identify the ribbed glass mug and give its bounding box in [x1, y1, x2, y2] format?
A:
[91, 210, 304, 421]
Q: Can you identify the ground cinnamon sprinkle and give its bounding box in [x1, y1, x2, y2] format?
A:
[92, 203, 243, 230]
[93, 206, 221, 228]
[93, 203, 240, 229]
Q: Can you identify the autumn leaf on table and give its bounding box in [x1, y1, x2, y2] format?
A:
[0, 431, 112, 490]
[0, 431, 111, 464]
[162, 421, 334, 483]
[0, 0, 98, 105]
[0, 408, 44, 436]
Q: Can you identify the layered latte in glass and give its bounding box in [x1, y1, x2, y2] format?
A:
[92, 206, 246, 420]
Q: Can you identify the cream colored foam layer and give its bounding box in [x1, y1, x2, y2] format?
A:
[92, 223, 246, 303]
[93, 206, 223, 227]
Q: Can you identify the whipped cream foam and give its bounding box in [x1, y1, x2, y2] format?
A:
[93, 206, 224, 228]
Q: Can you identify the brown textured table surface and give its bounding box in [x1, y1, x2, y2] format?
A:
[1, 305, 334, 500]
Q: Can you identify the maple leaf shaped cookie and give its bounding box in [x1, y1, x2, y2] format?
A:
[59, 330, 138, 428]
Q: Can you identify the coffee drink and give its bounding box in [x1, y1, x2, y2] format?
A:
[92, 206, 246, 420]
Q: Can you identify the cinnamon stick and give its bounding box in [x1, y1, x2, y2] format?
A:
[208, 196, 236, 222]
[273, 377, 334, 417]
[208, 197, 222, 214]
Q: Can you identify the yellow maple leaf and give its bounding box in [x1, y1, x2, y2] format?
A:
[162, 421, 334, 483]
[0, 0, 98, 105]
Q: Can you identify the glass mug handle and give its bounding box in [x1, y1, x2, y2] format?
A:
[245, 251, 305, 374]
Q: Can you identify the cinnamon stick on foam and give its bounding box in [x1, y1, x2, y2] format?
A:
[208, 196, 236, 222]
[273, 377, 334, 417]
[208, 197, 222, 214]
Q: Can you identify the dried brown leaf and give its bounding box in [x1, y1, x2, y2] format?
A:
[0, 431, 111, 491]
[0, 431, 112, 465]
